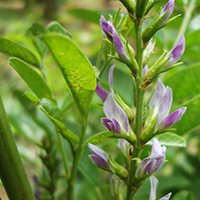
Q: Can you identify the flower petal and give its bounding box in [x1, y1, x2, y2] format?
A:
[151, 138, 166, 156]
[160, 107, 187, 129]
[88, 143, 109, 161]
[100, 15, 114, 41]
[161, 0, 174, 24]
[109, 65, 115, 91]
[103, 91, 129, 135]
[101, 118, 121, 134]
[166, 34, 185, 67]
[95, 83, 109, 101]
[159, 192, 172, 200]
[149, 79, 166, 118]
[150, 176, 159, 200]
[89, 155, 110, 169]
[155, 86, 173, 131]
[143, 65, 148, 77]
[113, 30, 129, 61]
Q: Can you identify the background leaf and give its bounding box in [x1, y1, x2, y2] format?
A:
[68, 8, 101, 24]
[43, 33, 96, 116]
[164, 63, 200, 104]
[8, 57, 53, 99]
[148, 132, 186, 147]
[0, 37, 40, 67]
[172, 95, 200, 135]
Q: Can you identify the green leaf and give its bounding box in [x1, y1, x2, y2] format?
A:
[84, 131, 116, 147]
[164, 63, 200, 104]
[185, 30, 200, 47]
[28, 23, 47, 58]
[26, 93, 79, 146]
[8, 57, 53, 99]
[43, 33, 96, 116]
[172, 95, 200, 135]
[0, 37, 40, 67]
[148, 132, 186, 147]
[68, 8, 101, 24]
[40, 98, 65, 122]
[46, 21, 72, 38]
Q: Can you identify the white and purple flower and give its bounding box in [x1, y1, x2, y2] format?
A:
[88, 143, 111, 171]
[165, 34, 185, 68]
[136, 138, 166, 178]
[95, 66, 130, 136]
[100, 16, 130, 62]
[160, 0, 175, 25]
[150, 79, 186, 132]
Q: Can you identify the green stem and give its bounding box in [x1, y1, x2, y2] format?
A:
[67, 117, 87, 200]
[0, 95, 35, 200]
[56, 129, 70, 180]
[126, 18, 144, 200]
[173, 0, 196, 45]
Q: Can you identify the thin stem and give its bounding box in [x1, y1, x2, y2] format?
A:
[126, 18, 144, 200]
[67, 117, 87, 200]
[56, 129, 70, 180]
[0, 95, 35, 200]
[173, 0, 195, 45]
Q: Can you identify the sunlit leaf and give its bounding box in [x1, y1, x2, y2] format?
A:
[148, 132, 186, 147]
[29, 23, 47, 58]
[43, 33, 96, 116]
[8, 58, 53, 99]
[46, 21, 72, 38]
[0, 37, 40, 67]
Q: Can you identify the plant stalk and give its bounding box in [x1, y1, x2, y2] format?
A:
[126, 18, 144, 200]
[0, 95, 35, 200]
[67, 117, 87, 200]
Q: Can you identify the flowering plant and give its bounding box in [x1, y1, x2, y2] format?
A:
[0, 0, 199, 200]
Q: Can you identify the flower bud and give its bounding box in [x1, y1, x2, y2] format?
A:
[136, 0, 150, 18]
[88, 143, 111, 171]
[108, 156, 129, 179]
[119, 0, 135, 15]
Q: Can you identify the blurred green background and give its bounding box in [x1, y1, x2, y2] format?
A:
[0, 0, 200, 199]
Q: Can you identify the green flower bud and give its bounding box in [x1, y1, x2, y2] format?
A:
[108, 156, 129, 179]
[119, 0, 135, 15]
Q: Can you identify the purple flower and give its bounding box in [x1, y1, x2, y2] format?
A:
[95, 83, 109, 101]
[160, 0, 174, 25]
[95, 66, 129, 135]
[102, 91, 129, 135]
[95, 65, 115, 101]
[136, 138, 166, 177]
[165, 34, 185, 68]
[150, 176, 172, 200]
[150, 79, 186, 132]
[100, 16, 129, 61]
[88, 143, 111, 170]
